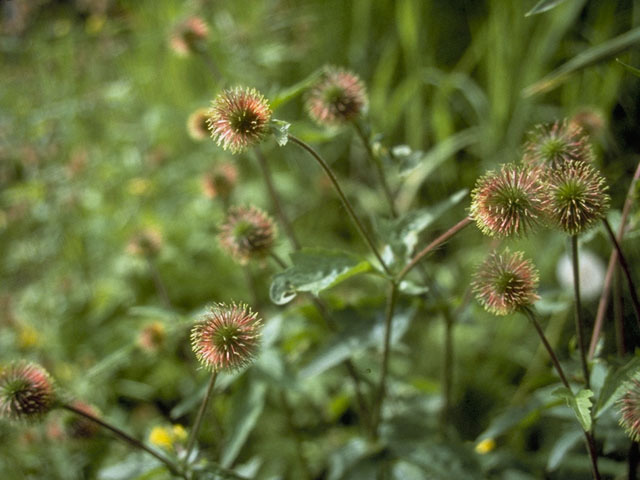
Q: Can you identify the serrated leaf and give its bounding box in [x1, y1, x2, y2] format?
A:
[552, 387, 593, 431]
[221, 377, 267, 468]
[616, 58, 640, 77]
[525, 0, 569, 17]
[596, 355, 640, 416]
[547, 428, 582, 471]
[378, 189, 467, 267]
[270, 248, 371, 305]
[524, 27, 640, 96]
[270, 119, 291, 146]
[300, 307, 415, 378]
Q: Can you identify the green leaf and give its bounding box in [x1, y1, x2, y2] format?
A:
[270, 119, 291, 146]
[300, 307, 415, 378]
[524, 27, 640, 96]
[596, 355, 640, 417]
[525, 0, 569, 17]
[547, 428, 582, 471]
[616, 58, 640, 77]
[270, 69, 323, 110]
[270, 248, 371, 305]
[476, 397, 544, 442]
[378, 189, 467, 267]
[552, 387, 593, 431]
[221, 377, 268, 468]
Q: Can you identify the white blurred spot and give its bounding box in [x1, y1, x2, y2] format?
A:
[556, 249, 606, 301]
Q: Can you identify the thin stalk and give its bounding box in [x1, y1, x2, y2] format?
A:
[62, 404, 184, 478]
[602, 218, 640, 328]
[255, 149, 301, 250]
[243, 265, 261, 309]
[269, 251, 288, 269]
[571, 235, 590, 388]
[522, 309, 601, 480]
[185, 371, 218, 463]
[195, 48, 221, 81]
[614, 266, 626, 357]
[288, 134, 391, 276]
[371, 282, 399, 439]
[440, 308, 454, 429]
[397, 217, 472, 282]
[352, 121, 398, 218]
[148, 259, 172, 309]
[589, 160, 640, 359]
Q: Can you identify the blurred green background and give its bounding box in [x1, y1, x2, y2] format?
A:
[2, 0, 640, 479]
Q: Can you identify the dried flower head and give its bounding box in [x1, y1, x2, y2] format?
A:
[169, 16, 209, 57]
[472, 250, 540, 316]
[187, 107, 211, 141]
[0, 362, 56, 421]
[126, 229, 163, 257]
[207, 87, 272, 154]
[138, 322, 166, 353]
[470, 164, 546, 238]
[306, 67, 368, 126]
[523, 120, 594, 169]
[544, 160, 610, 235]
[191, 303, 262, 372]
[218, 206, 276, 265]
[65, 401, 100, 439]
[202, 162, 238, 200]
[618, 376, 640, 442]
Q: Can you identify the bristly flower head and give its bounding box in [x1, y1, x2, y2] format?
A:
[470, 163, 546, 238]
[0, 362, 56, 421]
[187, 107, 211, 141]
[207, 87, 272, 154]
[191, 303, 262, 372]
[218, 206, 276, 265]
[472, 250, 540, 316]
[202, 162, 238, 200]
[618, 376, 640, 442]
[523, 119, 594, 169]
[169, 16, 209, 57]
[544, 160, 610, 235]
[306, 66, 368, 126]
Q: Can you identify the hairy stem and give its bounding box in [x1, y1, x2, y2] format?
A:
[397, 217, 472, 282]
[62, 403, 185, 478]
[571, 235, 590, 388]
[371, 282, 399, 439]
[185, 371, 218, 463]
[352, 121, 398, 218]
[288, 134, 391, 276]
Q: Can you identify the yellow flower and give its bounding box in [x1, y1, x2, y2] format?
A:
[18, 324, 40, 349]
[172, 424, 187, 442]
[149, 426, 173, 450]
[475, 438, 496, 454]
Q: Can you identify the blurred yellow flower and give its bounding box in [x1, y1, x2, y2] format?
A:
[172, 424, 187, 442]
[128, 178, 152, 196]
[475, 438, 496, 454]
[18, 324, 40, 349]
[149, 426, 173, 450]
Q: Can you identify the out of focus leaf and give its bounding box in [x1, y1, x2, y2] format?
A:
[476, 397, 544, 441]
[547, 428, 582, 471]
[270, 69, 323, 110]
[524, 27, 640, 96]
[552, 387, 593, 431]
[525, 0, 569, 17]
[596, 355, 640, 417]
[270, 248, 371, 305]
[616, 58, 640, 77]
[221, 378, 268, 467]
[300, 307, 415, 378]
[270, 119, 291, 146]
[327, 438, 382, 480]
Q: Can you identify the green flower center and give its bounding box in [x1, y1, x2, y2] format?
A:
[495, 271, 519, 295]
[540, 138, 567, 161]
[213, 325, 242, 349]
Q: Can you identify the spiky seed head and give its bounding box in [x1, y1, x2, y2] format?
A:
[191, 303, 262, 372]
[202, 162, 238, 200]
[138, 322, 166, 353]
[187, 108, 211, 141]
[218, 206, 276, 265]
[470, 164, 546, 238]
[65, 401, 100, 439]
[544, 160, 610, 235]
[0, 362, 56, 421]
[472, 250, 540, 316]
[306, 67, 368, 126]
[523, 120, 594, 169]
[169, 16, 209, 57]
[618, 377, 640, 442]
[207, 87, 272, 154]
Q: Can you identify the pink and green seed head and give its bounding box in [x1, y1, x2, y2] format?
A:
[472, 250, 540, 316]
[190, 303, 262, 372]
[207, 87, 272, 154]
[306, 67, 367, 126]
[618, 377, 640, 442]
[470, 164, 546, 238]
[0, 362, 55, 421]
[218, 206, 276, 265]
[544, 160, 610, 235]
[523, 120, 594, 169]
